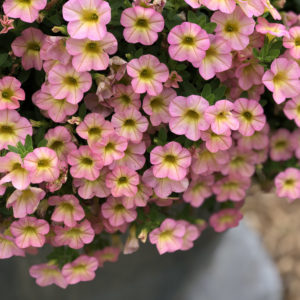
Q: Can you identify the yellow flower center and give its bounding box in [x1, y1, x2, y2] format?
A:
[182, 35, 195, 46]
[1, 89, 13, 99]
[205, 46, 217, 58]
[273, 71, 287, 85]
[185, 109, 200, 121]
[105, 142, 115, 151]
[37, 159, 51, 168]
[224, 181, 238, 190]
[24, 226, 37, 235]
[12, 162, 22, 171]
[219, 215, 234, 223]
[118, 176, 128, 185]
[64, 76, 78, 87]
[17, 0, 31, 3]
[120, 94, 131, 105]
[275, 140, 287, 149]
[73, 264, 87, 273]
[295, 37, 300, 46]
[159, 230, 173, 240]
[114, 203, 126, 212]
[242, 111, 253, 121]
[140, 68, 153, 80]
[85, 42, 100, 53]
[26, 41, 40, 52]
[81, 157, 94, 166]
[0, 124, 14, 135]
[150, 97, 164, 111]
[135, 18, 149, 29]
[49, 140, 64, 151]
[225, 22, 238, 33]
[284, 178, 295, 187]
[82, 10, 99, 22]
[124, 119, 136, 128]
[60, 202, 74, 213]
[88, 127, 102, 137]
[164, 154, 177, 164]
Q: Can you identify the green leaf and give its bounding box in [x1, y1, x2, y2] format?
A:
[7, 145, 20, 154]
[201, 84, 211, 99]
[158, 127, 167, 144]
[214, 85, 226, 100]
[24, 135, 33, 151]
[204, 22, 217, 34]
[37, 139, 48, 147]
[78, 103, 87, 119]
[0, 53, 8, 66]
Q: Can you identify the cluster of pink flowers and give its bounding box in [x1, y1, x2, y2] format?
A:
[0, 0, 299, 288]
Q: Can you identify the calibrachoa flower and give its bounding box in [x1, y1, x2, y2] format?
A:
[184, 0, 201, 9]
[127, 54, 169, 96]
[6, 187, 45, 218]
[169, 95, 210, 141]
[209, 209, 243, 233]
[67, 146, 103, 181]
[150, 142, 191, 181]
[194, 35, 232, 80]
[275, 168, 300, 201]
[179, 220, 200, 251]
[29, 263, 67, 288]
[292, 129, 300, 160]
[0, 109, 32, 150]
[3, 0, 46, 23]
[143, 88, 175, 126]
[0, 152, 30, 190]
[183, 175, 214, 207]
[283, 27, 300, 59]
[201, 128, 232, 153]
[167, 22, 210, 63]
[11, 28, 45, 70]
[93, 246, 120, 267]
[284, 95, 300, 127]
[202, 0, 236, 14]
[32, 85, 78, 123]
[47, 64, 92, 105]
[24, 147, 59, 183]
[48, 195, 85, 227]
[149, 218, 185, 255]
[270, 129, 294, 161]
[0, 76, 25, 110]
[66, 33, 118, 72]
[62, 0, 111, 41]
[164, 71, 183, 89]
[10, 217, 49, 248]
[233, 98, 266, 136]
[106, 166, 139, 197]
[205, 100, 239, 135]
[101, 196, 137, 227]
[0, 234, 24, 259]
[0, 15, 14, 34]
[211, 7, 255, 51]
[62, 255, 98, 285]
[256, 17, 288, 38]
[121, 6, 164, 45]
[111, 108, 148, 143]
[76, 113, 114, 146]
[262, 58, 300, 104]
[54, 220, 95, 249]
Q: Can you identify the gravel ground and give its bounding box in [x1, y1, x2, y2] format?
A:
[243, 185, 300, 300]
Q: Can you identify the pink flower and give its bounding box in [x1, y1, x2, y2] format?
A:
[7, 187, 45, 218]
[164, 71, 183, 89]
[262, 58, 300, 104]
[213, 175, 250, 202]
[235, 61, 264, 91]
[211, 7, 255, 51]
[205, 100, 239, 134]
[284, 26, 300, 59]
[149, 218, 185, 254]
[150, 142, 191, 181]
[111, 108, 148, 143]
[284, 95, 300, 127]
[202, 0, 236, 14]
[11, 28, 45, 70]
[62, 255, 98, 285]
[48, 195, 85, 227]
[94, 134, 128, 166]
[67, 146, 103, 181]
[256, 17, 288, 38]
[109, 141, 146, 171]
[93, 246, 120, 267]
[106, 166, 139, 197]
[0, 234, 24, 259]
[63, 0, 111, 40]
[178, 220, 200, 251]
[0, 76, 25, 110]
[270, 129, 293, 161]
[54, 220, 95, 249]
[183, 175, 214, 207]
[275, 168, 300, 201]
[143, 88, 175, 126]
[233, 98, 266, 136]
[167, 22, 210, 63]
[76, 113, 114, 146]
[29, 263, 67, 289]
[32, 85, 78, 123]
[10, 217, 49, 248]
[0, 152, 30, 190]
[184, 0, 201, 9]
[3, 0, 46, 23]
[45, 126, 77, 160]
[127, 54, 169, 96]
[73, 167, 110, 199]
[201, 129, 232, 153]
[24, 147, 59, 183]
[169, 95, 210, 141]
[261, 0, 281, 20]
[142, 168, 189, 198]
[0, 15, 14, 34]
[66, 33, 118, 72]
[191, 144, 229, 174]
[110, 84, 141, 112]
[47, 64, 92, 105]
[235, 0, 265, 17]
[101, 197, 137, 226]
[194, 35, 232, 80]
[209, 209, 243, 233]
[292, 129, 300, 160]
[121, 6, 164, 45]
